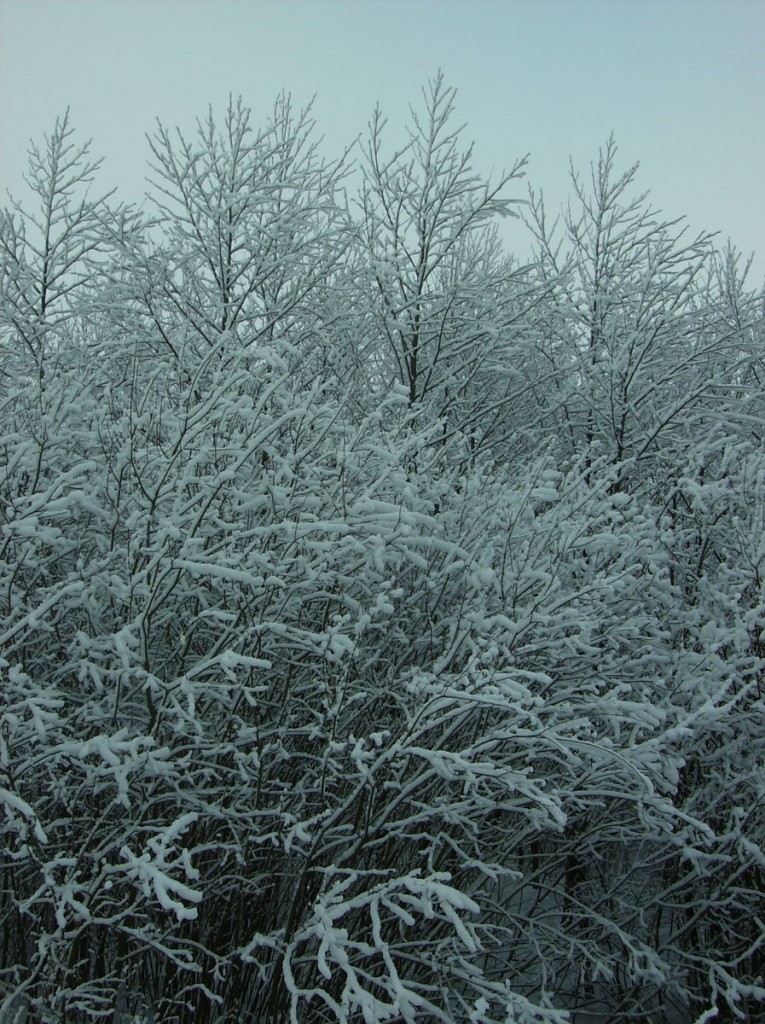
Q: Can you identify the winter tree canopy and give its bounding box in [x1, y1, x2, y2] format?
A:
[1, 83, 763, 1024]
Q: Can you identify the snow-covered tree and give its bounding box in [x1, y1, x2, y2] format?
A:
[1, 93, 763, 1024]
[353, 75, 536, 454]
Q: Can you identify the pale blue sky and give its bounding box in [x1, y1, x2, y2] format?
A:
[1, 0, 763, 280]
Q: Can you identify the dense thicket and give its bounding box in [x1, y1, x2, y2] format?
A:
[1, 80, 763, 1024]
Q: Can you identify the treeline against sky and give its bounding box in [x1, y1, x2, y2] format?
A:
[1, 78, 764, 1024]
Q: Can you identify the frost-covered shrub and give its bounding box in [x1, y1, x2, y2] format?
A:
[1, 91, 763, 1024]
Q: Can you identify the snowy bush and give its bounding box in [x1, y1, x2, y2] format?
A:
[1, 85, 763, 1024]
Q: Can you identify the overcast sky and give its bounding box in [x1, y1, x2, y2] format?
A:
[1, 0, 763, 282]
